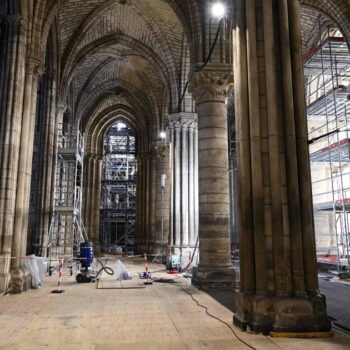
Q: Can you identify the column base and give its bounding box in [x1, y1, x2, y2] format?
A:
[192, 266, 239, 291]
[233, 291, 332, 334]
[0, 251, 11, 294]
[9, 267, 31, 294]
[146, 242, 168, 257]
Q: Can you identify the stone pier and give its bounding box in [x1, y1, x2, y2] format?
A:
[189, 67, 238, 290]
[233, 0, 331, 333]
[167, 113, 199, 268]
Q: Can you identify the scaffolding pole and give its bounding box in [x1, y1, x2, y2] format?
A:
[100, 122, 137, 254]
[306, 20, 350, 273]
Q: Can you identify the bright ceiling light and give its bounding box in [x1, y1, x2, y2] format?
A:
[212, 3, 226, 19]
[160, 131, 166, 139]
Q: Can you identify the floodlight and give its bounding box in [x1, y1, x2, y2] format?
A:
[160, 131, 166, 139]
[212, 3, 226, 19]
[117, 122, 126, 130]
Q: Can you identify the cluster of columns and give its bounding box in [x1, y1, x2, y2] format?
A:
[167, 113, 199, 265]
[135, 152, 154, 253]
[0, 14, 45, 293]
[27, 71, 59, 257]
[232, 0, 330, 333]
[83, 153, 103, 255]
[0, 1, 332, 334]
[152, 141, 171, 252]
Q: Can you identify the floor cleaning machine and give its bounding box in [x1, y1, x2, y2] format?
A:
[76, 241, 96, 283]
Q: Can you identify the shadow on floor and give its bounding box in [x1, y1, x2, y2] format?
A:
[205, 290, 237, 313]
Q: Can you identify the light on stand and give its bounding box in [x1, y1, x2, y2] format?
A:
[211, 2, 226, 19]
[160, 131, 166, 139]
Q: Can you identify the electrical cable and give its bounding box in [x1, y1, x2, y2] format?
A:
[177, 17, 225, 112]
[181, 235, 199, 272]
[168, 282, 257, 350]
[195, 18, 224, 72]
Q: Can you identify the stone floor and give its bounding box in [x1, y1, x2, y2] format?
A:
[319, 273, 350, 330]
[0, 258, 350, 350]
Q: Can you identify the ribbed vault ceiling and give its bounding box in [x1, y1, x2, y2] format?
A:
[56, 0, 190, 137]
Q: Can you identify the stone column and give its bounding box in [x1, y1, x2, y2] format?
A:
[149, 141, 170, 254]
[83, 153, 93, 241]
[36, 102, 66, 254]
[10, 57, 44, 293]
[135, 152, 151, 253]
[233, 0, 330, 333]
[83, 153, 102, 254]
[91, 154, 102, 254]
[135, 153, 144, 251]
[189, 67, 238, 290]
[28, 69, 57, 256]
[167, 113, 199, 267]
[0, 15, 28, 293]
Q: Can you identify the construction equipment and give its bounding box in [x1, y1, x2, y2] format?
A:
[76, 241, 95, 283]
[46, 124, 87, 265]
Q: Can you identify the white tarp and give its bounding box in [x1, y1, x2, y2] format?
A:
[25, 255, 47, 289]
[114, 260, 132, 280]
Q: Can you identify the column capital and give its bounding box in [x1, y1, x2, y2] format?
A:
[26, 56, 45, 80]
[167, 113, 198, 130]
[189, 70, 233, 105]
[56, 101, 67, 114]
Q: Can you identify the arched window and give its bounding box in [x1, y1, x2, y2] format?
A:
[100, 120, 137, 254]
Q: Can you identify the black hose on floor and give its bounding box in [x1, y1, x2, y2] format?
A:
[167, 281, 257, 350]
[95, 259, 114, 279]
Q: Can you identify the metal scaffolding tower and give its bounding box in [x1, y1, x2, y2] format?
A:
[46, 124, 87, 262]
[306, 20, 350, 272]
[100, 121, 137, 254]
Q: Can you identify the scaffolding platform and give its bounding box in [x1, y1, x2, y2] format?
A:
[307, 22, 350, 272]
[100, 121, 137, 254]
[310, 138, 350, 162]
[313, 198, 350, 211]
[306, 86, 348, 117]
[46, 125, 87, 263]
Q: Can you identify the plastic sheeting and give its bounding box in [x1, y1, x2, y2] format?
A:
[25, 255, 47, 289]
[114, 260, 132, 280]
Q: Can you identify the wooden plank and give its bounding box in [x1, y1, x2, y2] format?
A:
[270, 332, 334, 338]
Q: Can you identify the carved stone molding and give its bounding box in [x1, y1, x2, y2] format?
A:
[167, 113, 198, 131]
[27, 57, 45, 80]
[56, 101, 67, 114]
[189, 71, 233, 105]
[152, 141, 170, 160]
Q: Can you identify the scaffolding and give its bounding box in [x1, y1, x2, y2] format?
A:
[46, 124, 87, 262]
[100, 122, 137, 254]
[306, 19, 350, 272]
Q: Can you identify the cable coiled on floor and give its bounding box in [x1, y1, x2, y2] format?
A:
[95, 259, 114, 279]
